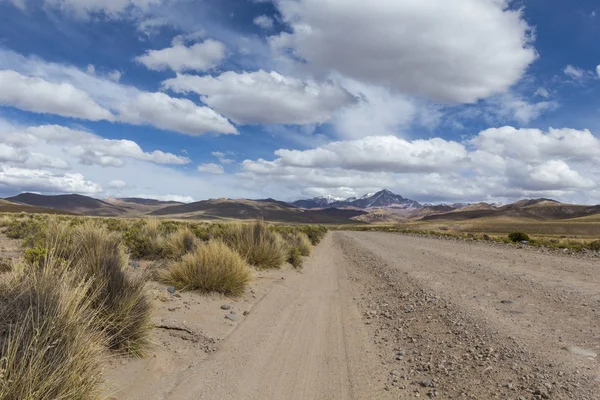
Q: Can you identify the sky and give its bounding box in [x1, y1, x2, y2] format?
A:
[0, 0, 599, 204]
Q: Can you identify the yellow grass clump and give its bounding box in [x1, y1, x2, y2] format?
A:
[222, 222, 288, 269]
[0, 265, 106, 400]
[165, 226, 198, 258]
[161, 240, 252, 296]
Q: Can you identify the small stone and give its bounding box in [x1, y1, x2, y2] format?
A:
[129, 261, 140, 269]
[420, 380, 434, 388]
[120, 359, 127, 366]
[221, 304, 232, 310]
[501, 300, 514, 304]
[166, 286, 176, 294]
[225, 313, 239, 322]
[390, 370, 401, 376]
[243, 311, 250, 316]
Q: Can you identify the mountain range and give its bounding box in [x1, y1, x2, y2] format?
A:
[292, 189, 422, 209]
[2, 190, 600, 224]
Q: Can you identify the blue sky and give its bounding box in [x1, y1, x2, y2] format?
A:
[0, 0, 599, 204]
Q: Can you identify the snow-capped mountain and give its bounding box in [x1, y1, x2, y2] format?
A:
[292, 194, 348, 209]
[292, 190, 422, 209]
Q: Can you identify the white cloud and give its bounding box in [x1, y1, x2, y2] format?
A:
[564, 65, 585, 80]
[596, 65, 600, 78]
[0, 70, 113, 121]
[507, 160, 594, 191]
[108, 180, 127, 189]
[563, 64, 598, 83]
[197, 163, 225, 174]
[254, 15, 274, 29]
[0, 166, 102, 194]
[490, 94, 558, 124]
[534, 88, 550, 98]
[118, 92, 238, 136]
[136, 39, 226, 72]
[1, 122, 191, 169]
[163, 70, 355, 125]
[331, 79, 417, 139]
[0, 49, 237, 136]
[42, 0, 163, 18]
[108, 70, 122, 82]
[212, 151, 235, 164]
[271, 0, 537, 103]
[240, 127, 600, 202]
[135, 194, 195, 203]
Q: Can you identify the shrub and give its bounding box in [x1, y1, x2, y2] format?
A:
[24, 247, 47, 266]
[161, 240, 252, 296]
[4, 219, 44, 244]
[287, 247, 304, 269]
[293, 232, 312, 257]
[0, 265, 106, 399]
[589, 240, 600, 251]
[165, 227, 198, 259]
[123, 219, 167, 259]
[71, 222, 152, 357]
[222, 222, 288, 269]
[508, 232, 530, 243]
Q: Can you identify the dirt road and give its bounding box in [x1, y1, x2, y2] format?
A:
[113, 232, 600, 399]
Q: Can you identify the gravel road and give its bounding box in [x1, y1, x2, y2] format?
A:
[126, 231, 600, 399]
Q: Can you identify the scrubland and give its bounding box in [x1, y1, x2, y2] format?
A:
[0, 213, 326, 399]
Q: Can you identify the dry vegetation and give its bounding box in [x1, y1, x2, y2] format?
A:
[0, 212, 327, 398]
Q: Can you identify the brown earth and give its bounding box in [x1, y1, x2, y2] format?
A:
[107, 231, 600, 400]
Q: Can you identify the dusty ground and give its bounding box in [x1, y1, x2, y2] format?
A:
[108, 231, 600, 399]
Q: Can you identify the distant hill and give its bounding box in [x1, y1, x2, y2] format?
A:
[102, 197, 184, 217]
[293, 189, 421, 210]
[6, 193, 125, 217]
[420, 198, 600, 222]
[151, 198, 366, 224]
[117, 198, 183, 206]
[0, 199, 76, 215]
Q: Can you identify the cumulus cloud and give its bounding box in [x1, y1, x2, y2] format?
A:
[1, 123, 191, 169]
[241, 127, 600, 202]
[118, 92, 238, 136]
[163, 70, 355, 125]
[271, 0, 537, 103]
[253, 15, 274, 29]
[0, 49, 237, 136]
[271, 136, 469, 173]
[0, 70, 113, 121]
[331, 80, 417, 139]
[0, 166, 102, 194]
[136, 39, 226, 72]
[198, 163, 225, 174]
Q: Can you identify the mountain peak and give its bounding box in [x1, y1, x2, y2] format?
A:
[292, 189, 421, 209]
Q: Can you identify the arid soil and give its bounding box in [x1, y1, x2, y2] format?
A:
[108, 232, 600, 400]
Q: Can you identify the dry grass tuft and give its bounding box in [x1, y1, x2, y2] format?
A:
[0, 265, 106, 400]
[161, 240, 252, 296]
[293, 232, 312, 257]
[222, 222, 288, 269]
[165, 226, 198, 258]
[70, 222, 152, 357]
